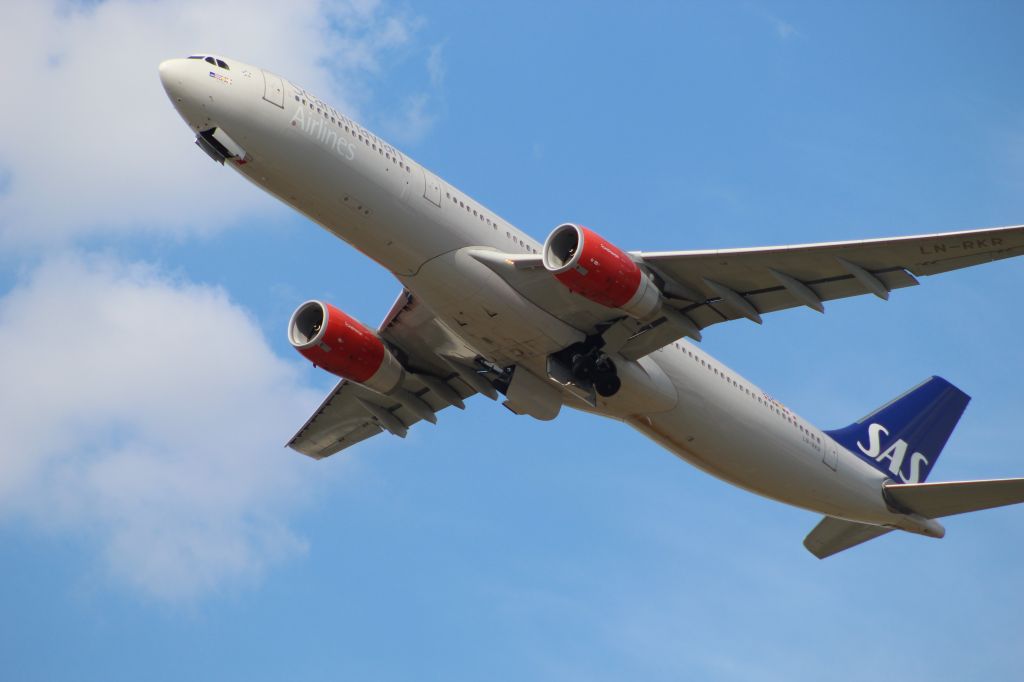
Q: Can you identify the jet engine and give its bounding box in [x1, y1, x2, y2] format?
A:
[542, 223, 661, 319]
[288, 300, 404, 394]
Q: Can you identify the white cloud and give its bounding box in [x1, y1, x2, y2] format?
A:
[378, 39, 445, 144]
[0, 0, 431, 601]
[0, 253, 325, 601]
[746, 4, 800, 41]
[0, 0, 417, 247]
[773, 18, 799, 40]
[384, 93, 436, 144]
[427, 41, 446, 88]
[766, 13, 799, 40]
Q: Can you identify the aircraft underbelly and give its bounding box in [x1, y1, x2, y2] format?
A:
[399, 249, 583, 363]
[635, 349, 895, 522]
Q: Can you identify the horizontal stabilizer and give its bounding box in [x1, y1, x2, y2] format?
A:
[885, 478, 1024, 518]
[803, 516, 893, 559]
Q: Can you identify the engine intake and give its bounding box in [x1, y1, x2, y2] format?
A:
[542, 223, 661, 319]
[288, 300, 403, 394]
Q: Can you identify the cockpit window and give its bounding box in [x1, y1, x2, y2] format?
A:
[192, 55, 230, 69]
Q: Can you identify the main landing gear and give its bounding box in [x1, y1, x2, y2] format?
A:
[548, 339, 622, 398]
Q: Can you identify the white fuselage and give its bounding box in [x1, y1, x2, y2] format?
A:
[160, 56, 927, 533]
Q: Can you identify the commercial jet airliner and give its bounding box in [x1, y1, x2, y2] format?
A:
[160, 54, 1024, 558]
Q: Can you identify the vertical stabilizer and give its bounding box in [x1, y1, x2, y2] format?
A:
[825, 376, 970, 484]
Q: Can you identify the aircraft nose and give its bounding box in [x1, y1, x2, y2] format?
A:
[159, 58, 208, 130]
[158, 58, 187, 99]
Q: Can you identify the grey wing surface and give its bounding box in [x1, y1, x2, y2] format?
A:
[637, 224, 1024, 332]
[287, 289, 483, 459]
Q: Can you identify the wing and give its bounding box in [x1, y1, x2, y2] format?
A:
[287, 289, 489, 459]
[637, 224, 1024, 331]
[497, 224, 1024, 358]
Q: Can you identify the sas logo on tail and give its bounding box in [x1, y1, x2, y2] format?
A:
[857, 423, 929, 483]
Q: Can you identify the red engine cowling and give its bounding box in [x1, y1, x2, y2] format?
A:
[542, 223, 661, 319]
[288, 300, 403, 394]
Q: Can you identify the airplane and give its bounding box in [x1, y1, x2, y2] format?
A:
[160, 54, 1024, 559]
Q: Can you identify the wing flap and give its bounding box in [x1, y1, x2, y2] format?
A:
[287, 380, 385, 459]
[288, 370, 478, 459]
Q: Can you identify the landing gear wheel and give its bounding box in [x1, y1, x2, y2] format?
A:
[555, 341, 623, 398]
[571, 353, 595, 382]
[594, 373, 622, 397]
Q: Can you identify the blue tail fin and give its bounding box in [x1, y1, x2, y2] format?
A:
[825, 376, 970, 484]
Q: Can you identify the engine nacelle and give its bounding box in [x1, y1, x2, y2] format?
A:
[542, 223, 661, 319]
[288, 300, 403, 394]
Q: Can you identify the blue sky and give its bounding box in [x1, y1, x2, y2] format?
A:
[2, 1, 1023, 679]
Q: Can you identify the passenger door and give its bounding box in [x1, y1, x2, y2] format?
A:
[823, 443, 838, 471]
[422, 169, 442, 207]
[262, 70, 284, 108]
